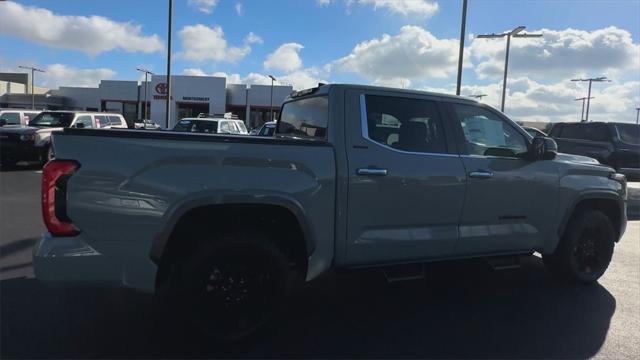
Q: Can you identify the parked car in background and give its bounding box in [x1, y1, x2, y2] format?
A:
[0, 111, 125, 166]
[172, 114, 248, 135]
[135, 119, 162, 130]
[253, 121, 277, 136]
[522, 126, 547, 138]
[549, 122, 640, 180]
[35, 84, 627, 340]
[0, 108, 41, 126]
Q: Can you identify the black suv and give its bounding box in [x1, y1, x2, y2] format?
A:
[549, 122, 640, 179]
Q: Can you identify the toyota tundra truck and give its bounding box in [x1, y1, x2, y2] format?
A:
[34, 84, 627, 340]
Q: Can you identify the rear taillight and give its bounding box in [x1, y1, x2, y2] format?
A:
[42, 160, 80, 236]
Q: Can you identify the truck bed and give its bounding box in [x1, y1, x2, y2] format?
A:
[48, 128, 337, 291]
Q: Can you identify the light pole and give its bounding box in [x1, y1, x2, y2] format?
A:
[268, 75, 276, 122]
[477, 26, 542, 112]
[571, 77, 611, 122]
[18, 66, 45, 110]
[455, 0, 468, 96]
[574, 97, 594, 122]
[636, 107, 639, 125]
[165, 0, 173, 129]
[136, 68, 154, 124]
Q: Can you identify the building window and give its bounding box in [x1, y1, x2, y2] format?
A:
[248, 107, 280, 131]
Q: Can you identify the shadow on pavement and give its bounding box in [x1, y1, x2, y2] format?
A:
[0, 163, 42, 172]
[0, 238, 37, 258]
[0, 256, 615, 359]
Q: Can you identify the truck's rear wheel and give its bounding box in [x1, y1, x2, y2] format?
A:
[168, 230, 293, 341]
[543, 208, 614, 284]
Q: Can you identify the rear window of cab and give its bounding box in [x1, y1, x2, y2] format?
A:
[277, 96, 328, 139]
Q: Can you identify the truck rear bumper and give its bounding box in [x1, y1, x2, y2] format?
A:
[33, 233, 156, 293]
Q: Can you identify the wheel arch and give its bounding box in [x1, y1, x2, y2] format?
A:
[558, 191, 625, 244]
[150, 194, 315, 284]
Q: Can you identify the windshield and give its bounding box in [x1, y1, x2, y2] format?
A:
[615, 124, 640, 145]
[173, 119, 219, 133]
[259, 124, 276, 136]
[29, 112, 75, 127]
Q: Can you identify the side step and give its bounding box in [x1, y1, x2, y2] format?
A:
[486, 255, 522, 270]
[381, 263, 425, 282]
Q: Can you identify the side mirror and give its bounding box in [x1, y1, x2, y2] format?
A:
[530, 137, 557, 160]
[0, 119, 6, 127]
[75, 122, 85, 129]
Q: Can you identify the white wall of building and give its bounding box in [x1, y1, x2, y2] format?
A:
[150, 75, 226, 128]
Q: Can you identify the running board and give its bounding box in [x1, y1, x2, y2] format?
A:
[486, 255, 522, 270]
[381, 263, 425, 282]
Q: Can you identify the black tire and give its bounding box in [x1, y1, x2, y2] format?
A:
[163, 229, 293, 342]
[543, 208, 615, 284]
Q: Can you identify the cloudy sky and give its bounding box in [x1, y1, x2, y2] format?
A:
[1, 0, 639, 123]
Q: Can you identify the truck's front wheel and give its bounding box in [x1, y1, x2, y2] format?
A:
[168, 230, 293, 341]
[543, 208, 614, 284]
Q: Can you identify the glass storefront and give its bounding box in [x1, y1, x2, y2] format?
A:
[176, 102, 209, 120]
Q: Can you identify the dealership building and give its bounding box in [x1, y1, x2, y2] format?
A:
[0, 72, 293, 130]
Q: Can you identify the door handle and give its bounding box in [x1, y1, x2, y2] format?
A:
[357, 168, 388, 176]
[469, 170, 493, 179]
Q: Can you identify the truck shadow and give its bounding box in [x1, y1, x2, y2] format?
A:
[0, 256, 615, 359]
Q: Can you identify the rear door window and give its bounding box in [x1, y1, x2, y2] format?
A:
[94, 115, 108, 128]
[561, 123, 610, 142]
[364, 95, 447, 154]
[74, 115, 94, 129]
[0, 112, 21, 125]
[277, 96, 328, 139]
[616, 124, 640, 145]
[108, 115, 123, 126]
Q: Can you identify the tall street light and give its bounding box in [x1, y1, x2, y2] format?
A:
[268, 75, 276, 122]
[636, 107, 639, 125]
[574, 97, 594, 122]
[455, 0, 468, 96]
[477, 26, 543, 112]
[18, 65, 45, 110]
[136, 68, 154, 122]
[571, 77, 611, 122]
[165, 0, 173, 128]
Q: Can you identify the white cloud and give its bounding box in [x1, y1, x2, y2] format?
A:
[334, 25, 460, 84]
[423, 77, 640, 125]
[244, 32, 263, 45]
[177, 24, 254, 63]
[264, 43, 305, 73]
[0, 1, 164, 56]
[351, 0, 438, 17]
[470, 26, 640, 79]
[182, 68, 208, 76]
[278, 68, 327, 90]
[40, 64, 116, 88]
[317, 0, 332, 6]
[188, 0, 219, 14]
[180, 68, 324, 90]
[235, 2, 243, 16]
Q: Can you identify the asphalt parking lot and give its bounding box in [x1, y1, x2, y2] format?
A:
[1, 165, 639, 359]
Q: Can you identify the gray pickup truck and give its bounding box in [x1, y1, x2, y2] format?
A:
[35, 84, 627, 340]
